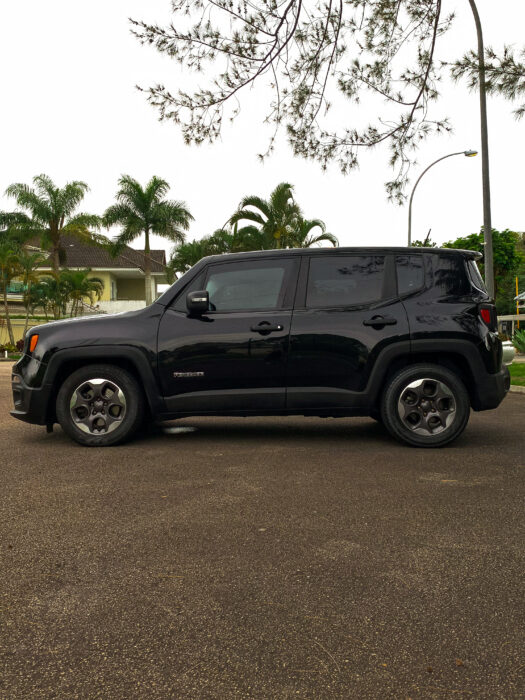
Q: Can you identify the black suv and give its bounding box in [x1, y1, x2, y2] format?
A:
[11, 247, 510, 447]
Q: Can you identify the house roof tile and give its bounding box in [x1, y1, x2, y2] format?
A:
[34, 236, 166, 273]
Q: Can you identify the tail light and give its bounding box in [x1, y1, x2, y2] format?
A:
[479, 304, 497, 332]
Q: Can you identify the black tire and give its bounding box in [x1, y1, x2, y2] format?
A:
[56, 364, 143, 447]
[380, 364, 470, 448]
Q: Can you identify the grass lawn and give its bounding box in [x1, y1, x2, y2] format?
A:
[509, 363, 525, 386]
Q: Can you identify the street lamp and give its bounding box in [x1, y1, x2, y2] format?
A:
[407, 150, 478, 246]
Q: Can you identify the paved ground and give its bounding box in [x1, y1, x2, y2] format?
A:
[1, 363, 524, 699]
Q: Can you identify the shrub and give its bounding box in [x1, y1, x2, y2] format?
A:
[513, 329, 525, 354]
[0, 343, 16, 354]
[16, 339, 25, 352]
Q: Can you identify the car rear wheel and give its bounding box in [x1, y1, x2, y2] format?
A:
[56, 364, 143, 446]
[380, 364, 470, 447]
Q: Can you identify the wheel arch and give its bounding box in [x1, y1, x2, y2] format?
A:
[44, 346, 164, 423]
[368, 340, 484, 411]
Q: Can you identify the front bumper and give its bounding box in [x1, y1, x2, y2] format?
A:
[471, 364, 511, 411]
[10, 371, 54, 426]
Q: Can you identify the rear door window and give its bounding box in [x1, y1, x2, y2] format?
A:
[306, 256, 385, 308]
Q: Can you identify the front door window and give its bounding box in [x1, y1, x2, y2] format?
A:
[205, 262, 290, 312]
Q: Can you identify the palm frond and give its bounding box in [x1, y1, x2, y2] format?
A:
[303, 231, 338, 247]
[103, 203, 142, 228]
[0, 211, 32, 229]
[152, 200, 193, 227]
[299, 218, 326, 235]
[269, 182, 295, 214]
[115, 175, 149, 216]
[237, 195, 271, 220]
[110, 223, 144, 254]
[5, 183, 53, 223]
[65, 213, 102, 231]
[58, 181, 90, 217]
[145, 176, 170, 205]
[229, 209, 266, 227]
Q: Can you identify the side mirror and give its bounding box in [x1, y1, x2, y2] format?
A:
[186, 290, 209, 315]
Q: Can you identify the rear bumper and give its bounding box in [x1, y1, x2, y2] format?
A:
[471, 365, 510, 411]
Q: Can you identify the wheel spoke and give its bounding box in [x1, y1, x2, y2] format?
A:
[397, 378, 456, 437]
[69, 378, 127, 435]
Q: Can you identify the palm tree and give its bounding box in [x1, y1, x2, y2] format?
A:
[4, 175, 103, 273]
[229, 182, 301, 249]
[18, 250, 47, 337]
[33, 275, 68, 320]
[59, 269, 104, 317]
[0, 237, 21, 346]
[290, 218, 338, 248]
[167, 238, 211, 277]
[24, 280, 52, 321]
[167, 226, 258, 280]
[103, 176, 193, 305]
[228, 183, 338, 250]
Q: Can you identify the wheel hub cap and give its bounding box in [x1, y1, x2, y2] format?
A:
[397, 378, 456, 436]
[69, 378, 126, 435]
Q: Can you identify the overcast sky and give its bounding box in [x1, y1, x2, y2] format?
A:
[1, 1, 524, 257]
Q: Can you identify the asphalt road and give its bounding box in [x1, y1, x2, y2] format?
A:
[1, 363, 524, 699]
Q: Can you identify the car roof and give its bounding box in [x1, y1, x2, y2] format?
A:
[200, 246, 482, 264]
[156, 246, 481, 306]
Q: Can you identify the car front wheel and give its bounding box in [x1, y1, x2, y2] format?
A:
[380, 364, 470, 448]
[56, 364, 143, 446]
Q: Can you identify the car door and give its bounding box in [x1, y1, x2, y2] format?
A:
[286, 253, 410, 410]
[158, 256, 299, 414]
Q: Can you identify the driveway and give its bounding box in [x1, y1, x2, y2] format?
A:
[1, 363, 524, 699]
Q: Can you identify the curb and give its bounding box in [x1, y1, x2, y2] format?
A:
[510, 385, 525, 394]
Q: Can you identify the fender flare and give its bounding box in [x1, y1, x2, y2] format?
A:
[45, 345, 165, 416]
[364, 338, 487, 407]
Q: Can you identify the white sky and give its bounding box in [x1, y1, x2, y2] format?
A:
[0, 1, 524, 257]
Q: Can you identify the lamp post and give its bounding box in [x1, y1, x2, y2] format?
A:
[407, 150, 478, 246]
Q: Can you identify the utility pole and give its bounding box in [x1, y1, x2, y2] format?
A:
[468, 0, 494, 299]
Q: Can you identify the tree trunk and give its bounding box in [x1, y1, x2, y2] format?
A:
[3, 287, 15, 346]
[52, 245, 60, 275]
[144, 230, 153, 306]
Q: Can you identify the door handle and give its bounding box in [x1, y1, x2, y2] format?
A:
[363, 315, 398, 327]
[250, 321, 284, 334]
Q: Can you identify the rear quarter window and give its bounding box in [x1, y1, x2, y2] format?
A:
[467, 260, 487, 292]
[434, 255, 471, 296]
[396, 255, 424, 296]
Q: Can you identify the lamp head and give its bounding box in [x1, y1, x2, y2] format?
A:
[464, 149, 478, 157]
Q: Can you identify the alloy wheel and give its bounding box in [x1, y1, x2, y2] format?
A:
[397, 378, 456, 436]
[69, 378, 127, 435]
